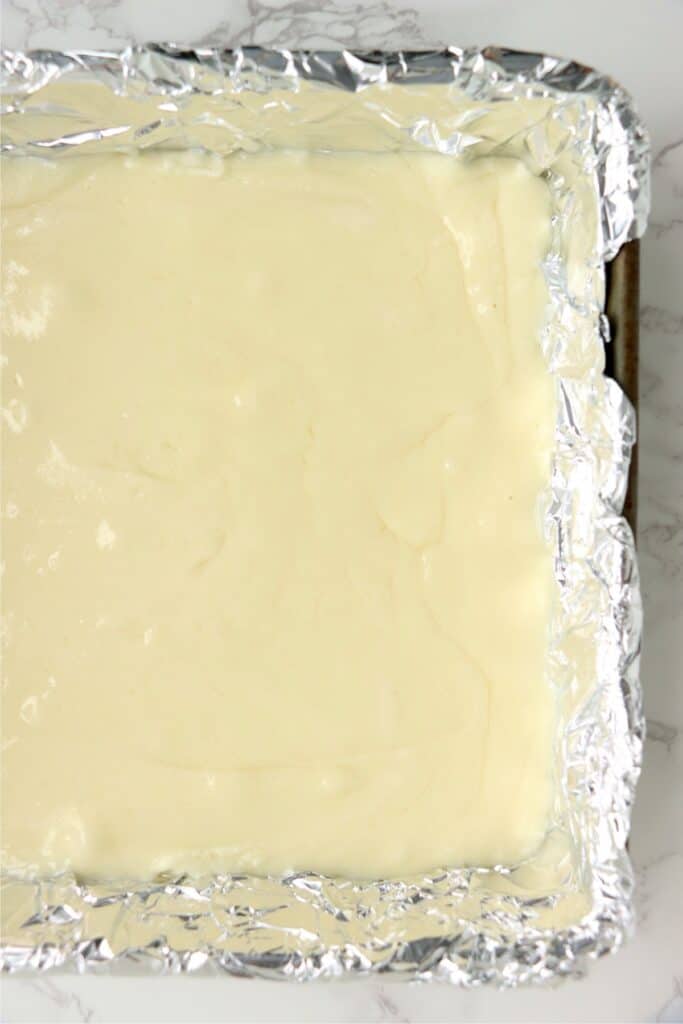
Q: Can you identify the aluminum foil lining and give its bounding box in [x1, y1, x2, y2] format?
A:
[0, 46, 649, 984]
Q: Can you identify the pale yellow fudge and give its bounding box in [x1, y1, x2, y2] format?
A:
[1, 149, 555, 879]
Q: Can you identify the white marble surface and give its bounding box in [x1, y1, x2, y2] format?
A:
[1, 1, 682, 1021]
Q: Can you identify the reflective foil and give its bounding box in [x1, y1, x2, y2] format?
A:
[0, 46, 649, 983]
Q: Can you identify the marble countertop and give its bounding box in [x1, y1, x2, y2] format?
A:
[2, 1, 682, 1021]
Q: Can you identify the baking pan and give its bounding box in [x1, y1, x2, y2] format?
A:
[0, 46, 647, 984]
[606, 239, 640, 532]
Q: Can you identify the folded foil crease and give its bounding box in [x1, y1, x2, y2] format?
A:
[0, 46, 649, 984]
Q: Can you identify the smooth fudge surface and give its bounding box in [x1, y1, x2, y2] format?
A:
[1, 150, 555, 878]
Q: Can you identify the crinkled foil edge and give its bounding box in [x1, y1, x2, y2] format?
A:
[0, 46, 649, 984]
